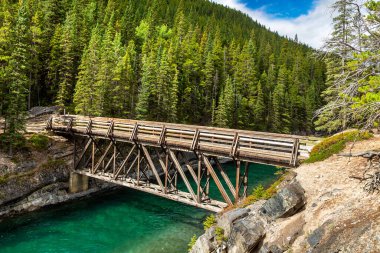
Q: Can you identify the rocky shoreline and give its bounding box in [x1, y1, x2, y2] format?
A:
[0, 131, 117, 220]
[190, 136, 380, 253]
[191, 172, 306, 253]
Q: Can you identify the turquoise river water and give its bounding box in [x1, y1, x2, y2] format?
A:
[0, 162, 278, 253]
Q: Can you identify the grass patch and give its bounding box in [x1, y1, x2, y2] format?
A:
[188, 234, 197, 252]
[0, 175, 8, 184]
[304, 130, 373, 163]
[221, 172, 287, 213]
[203, 214, 216, 231]
[240, 175, 286, 207]
[28, 134, 50, 150]
[215, 227, 227, 242]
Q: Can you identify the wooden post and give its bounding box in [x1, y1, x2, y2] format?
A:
[91, 141, 95, 173]
[142, 146, 165, 192]
[165, 151, 169, 194]
[214, 157, 236, 198]
[243, 162, 249, 198]
[169, 150, 197, 202]
[235, 160, 241, 202]
[113, 145, 136, 179]
[206, 165, 210, 197]
[137, 147, 140, 186]
[73, 137, 76, 170]
[113, 143, 116, 175]
[197, 154, 201, 203]
[203, 155, 233, 206]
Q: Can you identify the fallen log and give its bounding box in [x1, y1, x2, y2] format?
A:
[339, 150, 380, 159]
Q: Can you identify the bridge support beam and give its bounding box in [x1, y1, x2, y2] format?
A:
[69, 172, 89, 193]
[67, 131, 257, 211]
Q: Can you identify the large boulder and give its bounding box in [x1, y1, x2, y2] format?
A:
[217, 208, 250, 237]
[28, 106, 60, 118]
[259, 213, 305, 253]
[191, 227, 216, 253]
[260, 180, 306, 219]
[227, 214, 266, 253]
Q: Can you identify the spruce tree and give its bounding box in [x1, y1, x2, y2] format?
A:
[254, 81, 266, 131]
[4, 0, 31, 154]
[73, 26, 101, 116]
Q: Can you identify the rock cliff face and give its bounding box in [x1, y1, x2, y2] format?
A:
[0, 109, 116, 219]
[0, 133, 114, 219]
[191, 136, 380, 253]
[191, 174, 306, 253]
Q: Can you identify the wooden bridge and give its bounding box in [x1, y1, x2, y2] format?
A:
[47, 115, 315, 212]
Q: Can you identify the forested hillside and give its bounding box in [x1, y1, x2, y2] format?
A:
[0, 0, 326, 136]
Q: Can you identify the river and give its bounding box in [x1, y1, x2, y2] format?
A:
[0, 162, 279, 253]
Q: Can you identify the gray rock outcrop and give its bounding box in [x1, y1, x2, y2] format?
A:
[190, 178, 306, 253]
[260, 180, 306, 219]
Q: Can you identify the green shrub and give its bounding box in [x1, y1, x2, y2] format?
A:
[251, 184, 267, 199]
[188, 234, 197, 252]
[239, 174, 286, 207]
[0, 175, 8, 184]
[28, 134, 49, 150]
[304, 130, 373, 163]
[215, 227, 227, 242]
[203, 214, 216, 230]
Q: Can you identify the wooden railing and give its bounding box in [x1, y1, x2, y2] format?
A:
[48, 115, 316, 168]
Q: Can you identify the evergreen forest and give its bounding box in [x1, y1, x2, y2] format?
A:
[1, 0, 327, 138]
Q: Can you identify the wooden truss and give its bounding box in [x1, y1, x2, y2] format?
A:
[72, 134, 249, 212]
[48, 115, 315, 212]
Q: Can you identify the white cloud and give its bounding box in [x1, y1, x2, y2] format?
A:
[211, 0, 335, 49]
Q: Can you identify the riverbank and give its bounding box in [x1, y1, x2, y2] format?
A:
[190, 134, 380, 252]
[0, 132, 117, 220]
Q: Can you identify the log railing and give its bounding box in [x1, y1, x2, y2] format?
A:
[48, 115, 315, 167]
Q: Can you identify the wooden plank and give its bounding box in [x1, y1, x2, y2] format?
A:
[169, 150, 197, 202]
[213, 157, 236, 197]
[113, 145, 136, 179]
[235, 160, 240, 202]
[93, 142, 113, 173]
[191, 129, 200, 150]
[197, 154, 202, 203]
[158, 125, 166, 146]
[76, 171, 225, 212]
[203, 155, 233, 206]
[141, 146, 165, 192]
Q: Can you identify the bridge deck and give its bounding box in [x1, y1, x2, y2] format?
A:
[48, 115, 315, 167]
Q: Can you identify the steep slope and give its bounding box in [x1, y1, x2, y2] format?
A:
[0, 0, 325, 134]
[190, 135, 380, 252]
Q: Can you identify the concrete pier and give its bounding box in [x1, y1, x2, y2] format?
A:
[69, 172, 89, 193]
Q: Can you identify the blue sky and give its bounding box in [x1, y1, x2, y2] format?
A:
[245, 0, 314, 18]
[212, 0, 335, 48]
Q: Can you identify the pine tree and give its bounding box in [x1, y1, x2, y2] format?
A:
[4, 0, 31, 154]
[136, 48, 156, 120]
[0, 1, 13, 116]
[96, 14, 117, 115]
[254, 81, 266, 131]
[272, 65, 291, 133]
[215, 76, 234, 128]
[56, 4, 79, 109]
[73, 26, 101, 116]
[112, 40, 136, 117]
[28, 9, 43, 108]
